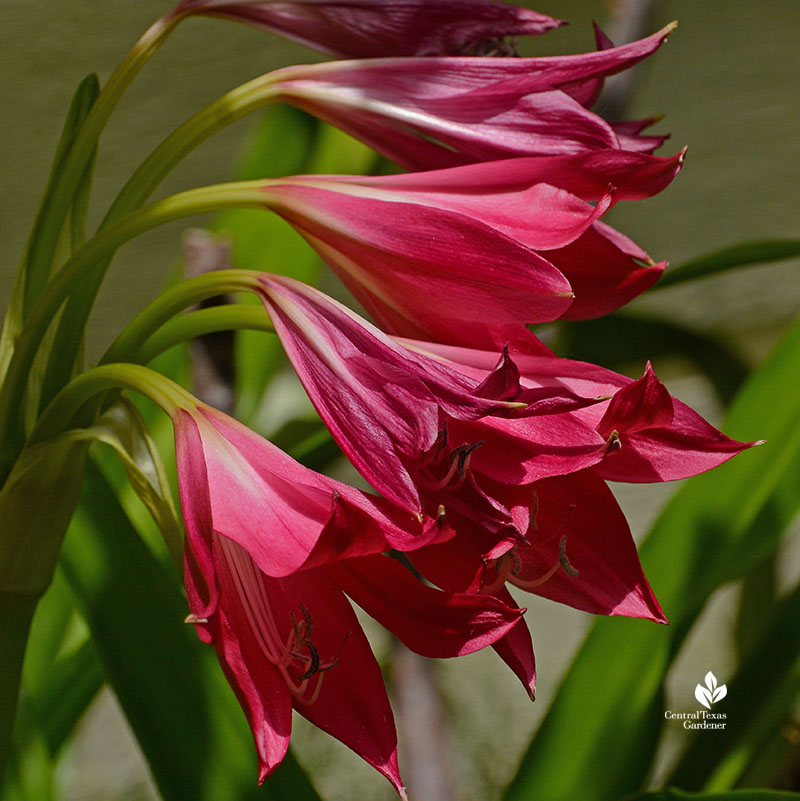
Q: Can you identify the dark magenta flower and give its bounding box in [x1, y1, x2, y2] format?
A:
[175, 402, 525, 793]
[394, 342, 756, 693]
[168, 0, 563, 58]
[267, 24, 676, 169]
[258, 148, 682, 347]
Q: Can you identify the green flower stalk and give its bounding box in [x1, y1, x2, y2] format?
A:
[0, 183, 270, 482]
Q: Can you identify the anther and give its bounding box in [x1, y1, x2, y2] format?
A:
[529, 489, 540, 533]
[296, 641, 321, 681]
[298, 603, 314, 637]
[558, 535, 580, 577]
[604, 430, 622, 454]
[451, 440, 484, 479]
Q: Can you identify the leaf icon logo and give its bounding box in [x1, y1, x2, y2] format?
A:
[695, 671, 727, 709]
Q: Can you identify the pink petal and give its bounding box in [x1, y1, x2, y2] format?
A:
[257, 274, 551, 509]
[175, 409, 220, 627]
[511, 471, 666, 621]
[201, 540, 294, 781]
[455, 414, 606, 484]
[595, 365, 755, 482]
[354, 149, 684, 203]
[597, 362, 675, 434]
[192, 407, 399, 575]
[263, 182, 574, 331]
[548, 222, 666, 319]
[272, 24, 675, 169]
[170, 0, 563, 58]
[490, 587, 537, 699]
[597, 405, 755, 483]
[327, 554, 524, 657]
[268, 569, 405, 795]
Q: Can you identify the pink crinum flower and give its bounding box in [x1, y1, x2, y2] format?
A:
[167, 0, 563, 58]
[398, 340, 755, 694]
[175, 403, 525, 794]
[253, 276, 754, 696]
[258, 149, 683, 348]
[264, 24, 676, 170]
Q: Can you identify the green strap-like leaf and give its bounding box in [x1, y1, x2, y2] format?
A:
[654, 240, 800, 290]
[73, 398, 183, 569]
[34, 638, 103, 757]
[504, 317, 800, 801]
[59, 460, 322, 801]
[0, 74, 99, 386]
[666, 581, 800, 791]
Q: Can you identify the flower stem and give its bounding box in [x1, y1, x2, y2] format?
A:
[105, 75, 282, 227]
[0, 182, 268, 482]
[100, 270, 265, 365]
[34, 61, 283, 415]
[30, 364, 196, 445]
[136, 305, 275, 364]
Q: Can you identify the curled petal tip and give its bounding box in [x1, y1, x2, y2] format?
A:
[664, 20, 679, 36]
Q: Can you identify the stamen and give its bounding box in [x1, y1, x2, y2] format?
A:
[604, 429, 622, 453]
[480, 553, 516, 594]
[217, 537, 343, 704]
[558, 535, 580, 577]
[511, 560, 560, 590]
[508, 535, 580, 590]
[297, 603, 315, 637]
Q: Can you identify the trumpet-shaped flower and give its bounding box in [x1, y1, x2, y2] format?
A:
[385, 342, 753, 695]
[268, 24, 676, 170]
[168, 0, 563, 58]
[260, 150, 682, 346]
[175, 402, 525, 793]
[255, 275, 609, 538]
